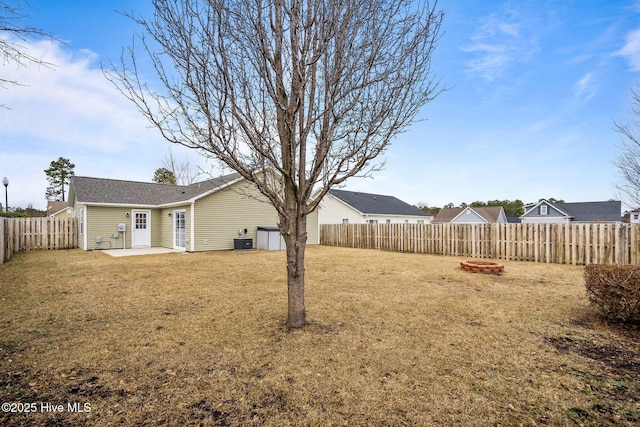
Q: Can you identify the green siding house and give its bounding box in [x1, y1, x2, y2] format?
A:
[68, 173, 319, 251]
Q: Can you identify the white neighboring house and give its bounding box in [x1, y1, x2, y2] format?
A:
[318, 189, 433, 224]
[624, 208, 640, 223]
[520, 200, 621, 224]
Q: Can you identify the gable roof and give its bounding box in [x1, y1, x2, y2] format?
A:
[433, 206, 505, 223]
[69, 172, 243, 207]
[328, 189, 430, 217]
[47, 201, 68, 216]
[433, 207, 464, 223]
[522, 200, 621, 222]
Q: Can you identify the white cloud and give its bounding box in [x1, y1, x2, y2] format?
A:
[0, 36, 169, 210]
[572, 73, 597, 105]
[1, 36, 158, 152]
[463, 12, 538, 82]
[617, 28, 640, 71]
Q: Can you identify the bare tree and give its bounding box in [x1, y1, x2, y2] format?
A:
[615, 84, 640, 208]
[162, 146, 201, 185]
[107, 0, 444, 328]
[1, 0, 59, 98]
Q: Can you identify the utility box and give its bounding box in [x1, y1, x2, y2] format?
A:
[233, 237, 253, 251]
[117, 223, 127, 232]
[257, 226, 285, 250]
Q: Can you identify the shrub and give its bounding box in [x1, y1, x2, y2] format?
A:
[584, 264, 640, 323]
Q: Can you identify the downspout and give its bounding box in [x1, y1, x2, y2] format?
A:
[190, 201, 195, 252]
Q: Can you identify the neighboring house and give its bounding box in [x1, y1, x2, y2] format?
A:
[623, 208, 640, 224]
[520, 200, 621, 224]
[68, 173, 319, 251]
[47, 201, 72, 218]
[433, 206, 507, 224]
[318, 189, 433, 224]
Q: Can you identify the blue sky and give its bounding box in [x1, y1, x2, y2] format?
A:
[1, 0, 640, 211]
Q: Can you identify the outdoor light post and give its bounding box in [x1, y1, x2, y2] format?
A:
[2, 177, 8, 213]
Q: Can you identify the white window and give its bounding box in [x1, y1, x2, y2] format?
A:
[417, 220, 424, 224]
[368, 219, 378, 224]
[540, 205, 548, 215]
[342, 218, 349, 224]
[78, 208, 84, 235]
[404, 220, 409, 224]
[634, 214, 639, 221]
[386, 219, 391, 224]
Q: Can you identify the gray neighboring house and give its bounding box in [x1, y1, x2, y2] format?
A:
[520, 199, 621, 224]
[432, 206, 507, 224]
[68, 173, 319, 251]
[318, 189, 433, 224]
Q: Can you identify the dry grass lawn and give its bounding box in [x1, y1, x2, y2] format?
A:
[0, 246, 639, 426]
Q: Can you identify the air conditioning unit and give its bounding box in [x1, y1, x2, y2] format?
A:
[233, 237, 253, 251]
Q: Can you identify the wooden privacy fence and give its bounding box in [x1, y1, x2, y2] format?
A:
[320, 223, 640, 265]
[1, 217, 77, 264]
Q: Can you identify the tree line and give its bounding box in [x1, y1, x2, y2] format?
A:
[420, 198, 566, 218]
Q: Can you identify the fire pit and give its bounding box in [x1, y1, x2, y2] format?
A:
[460, 260, 504, 274]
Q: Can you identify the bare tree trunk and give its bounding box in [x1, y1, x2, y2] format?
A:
[281, 199, 308, 328]
[284, 224, 306, 328]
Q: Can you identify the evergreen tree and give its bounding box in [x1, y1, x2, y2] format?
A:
[153, 167, 177, 184]
[44, 157, 75, 201]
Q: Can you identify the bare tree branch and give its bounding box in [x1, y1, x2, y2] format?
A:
[0, 0, 61, 107]
[615, 83, 640, 208]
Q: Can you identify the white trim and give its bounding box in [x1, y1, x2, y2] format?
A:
[173, 209, 187, 251]
[324, 192, 365, 215]
[73, 175, 245, 209]
[82, 207, 87, 250]
[49, 207, 68, 217]
[190, 201, 195, 252]
[450, 207, 486, 223]
[521, 199, 571, 219]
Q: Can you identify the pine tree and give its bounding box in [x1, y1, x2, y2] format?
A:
[44, 157, 75, 201]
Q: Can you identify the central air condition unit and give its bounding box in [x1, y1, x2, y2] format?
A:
[233, 237, 253, 251]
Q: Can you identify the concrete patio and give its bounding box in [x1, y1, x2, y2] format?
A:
[101, 248, 185, 257]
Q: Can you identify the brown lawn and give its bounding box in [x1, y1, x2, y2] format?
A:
[0, 246, 638, 426]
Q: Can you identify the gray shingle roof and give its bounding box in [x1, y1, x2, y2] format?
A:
[70, 173, 242, 206]
[548, 200, 621, 222]
[433, 206, 504, 223]
[47, 201, 68, 216]
[328, 189, 429, 217]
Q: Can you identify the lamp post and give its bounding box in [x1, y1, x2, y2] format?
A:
[2, 177, 8, 213]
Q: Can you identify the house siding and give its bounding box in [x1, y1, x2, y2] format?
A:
[84, 206, 162, 250]
[361, 214, 430, 224]
[521, 203, 569, 224]
[319, 193, 430, 224]
[73, 201, 86, 250]
[192, 181, 319, 251]
[319, 195, 364, 224]
[451, 209, 486, 224]
[160, 205, 191, 249]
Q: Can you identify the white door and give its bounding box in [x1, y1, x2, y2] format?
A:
[174, 210, 186, 250]
[132, 210, 151, 248]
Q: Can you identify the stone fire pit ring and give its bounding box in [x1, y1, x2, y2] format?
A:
[460, 260, 504, 274]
